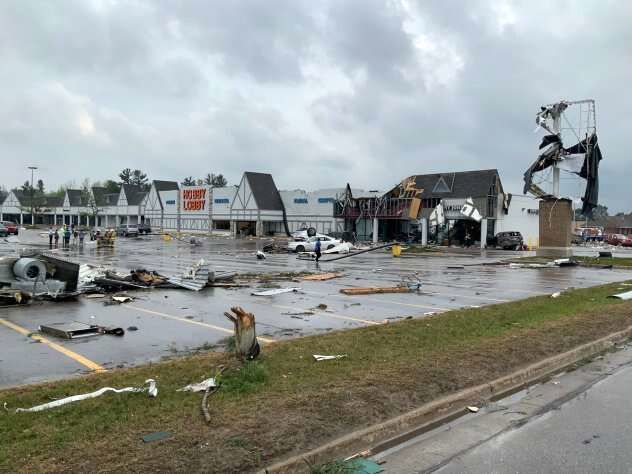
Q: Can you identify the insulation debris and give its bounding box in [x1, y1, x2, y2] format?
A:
[14, 379, 157, 413]
[177, 378, 217, 393]
[251, 287, 300, 296]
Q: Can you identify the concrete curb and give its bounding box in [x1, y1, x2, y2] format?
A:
[262, 324, 632, 473]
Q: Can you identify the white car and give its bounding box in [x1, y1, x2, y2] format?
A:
[288, 235, 341, 253]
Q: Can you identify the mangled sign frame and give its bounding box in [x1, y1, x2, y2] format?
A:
[523, 99, 602, 217]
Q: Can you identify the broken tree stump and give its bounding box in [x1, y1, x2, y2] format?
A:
[223, 306, 261, 360]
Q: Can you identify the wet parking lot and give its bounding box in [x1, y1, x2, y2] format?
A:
[2, 231, 632, 388]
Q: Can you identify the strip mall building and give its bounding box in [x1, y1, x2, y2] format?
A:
[0, 169, 540, 246]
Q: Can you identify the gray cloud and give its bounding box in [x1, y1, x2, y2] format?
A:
[0, 0, 629, 212]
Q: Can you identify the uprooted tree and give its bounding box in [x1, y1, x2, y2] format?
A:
[223, 306, 260, 361]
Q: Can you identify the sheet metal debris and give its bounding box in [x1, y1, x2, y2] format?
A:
[610, 291, 632, 300]
[168, 259, 211, 291]
[14, 379, 157, 413]
[467, 406, 480, 413]
[39, 322, 125, 339]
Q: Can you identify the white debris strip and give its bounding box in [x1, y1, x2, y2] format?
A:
[177, 378, 217, 393]
[13, 379, 157, 413]
[251, 287, 301, 296]
[460, 197, 482, 223]
[313, 354, 347, 361]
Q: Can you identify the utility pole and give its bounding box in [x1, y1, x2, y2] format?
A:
[28, 166, 38, 226]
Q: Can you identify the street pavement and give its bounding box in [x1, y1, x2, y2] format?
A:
[374, 345, 632, 474]
[1, 230, 632, 388]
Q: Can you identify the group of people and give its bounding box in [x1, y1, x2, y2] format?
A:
[47, 224, 85, 249]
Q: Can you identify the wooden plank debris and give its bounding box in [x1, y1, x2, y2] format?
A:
[340, 286, 412, 295]
[302, 272, 344, 281]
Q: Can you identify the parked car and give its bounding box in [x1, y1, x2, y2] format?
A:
[0, 221, 18, 235]
[0, 223, 8, 237]
[605, 234, 628, 246]
[138, 223, 152, 234]
[116, 224, 139, 237]
[495, 231, 524, 250]
[288, 235, 341, 253]
[620, 237, 632, 248]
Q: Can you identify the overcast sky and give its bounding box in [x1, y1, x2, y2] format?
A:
[1, 1, 630, 211]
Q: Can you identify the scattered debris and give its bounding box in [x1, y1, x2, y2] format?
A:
[127, 326, 139, 331]
[142, 431, 173, 444]
[551, 292, 561, 298]
[0, 289, 31, 305]
[323, 242, 354, 255]
[168, 259, 211, 291]
[224, 307, 260, 360]
[177, 378, 217, 393]
[315, 303, 328, 310]
[256, 250, 266, 260]
[302, 272, 344, 281]
[85, 293, 106, 299]
[251, 287, 300, 296]
[14, 379, 157, 413]
[112, 295, 133, 303]
[340, 286, 413, 295]
[39, 323, 125, 339]
[467, 406, 479, 413]
[610, 291, 632, 300]
[313, 354, 347, 361]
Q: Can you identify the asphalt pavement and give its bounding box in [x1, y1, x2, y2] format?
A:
[1, 230, 632, 388]
[374, 345, 632, 474]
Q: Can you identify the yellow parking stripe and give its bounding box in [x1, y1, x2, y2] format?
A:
[0, 318, 106, 372]
[126, 305, 276, 344]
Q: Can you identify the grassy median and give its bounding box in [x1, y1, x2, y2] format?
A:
[2, 281, 632, 473]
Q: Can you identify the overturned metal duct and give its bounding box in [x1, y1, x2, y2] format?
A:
[13, 258, 46, 282]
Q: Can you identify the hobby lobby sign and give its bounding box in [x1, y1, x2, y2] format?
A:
[181, 187, 208, 212]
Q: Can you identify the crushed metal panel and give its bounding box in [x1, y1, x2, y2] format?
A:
[40, 253, 80, 291]
[39, 323, 102, 339]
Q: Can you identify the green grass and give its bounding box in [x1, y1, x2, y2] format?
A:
[2, 281, 632, 472]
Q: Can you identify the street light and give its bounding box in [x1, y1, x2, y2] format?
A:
[28, 166, 38, 226]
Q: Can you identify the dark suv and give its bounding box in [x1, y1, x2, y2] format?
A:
[138, 223, 152, 234]
[495, 231, 524, 250]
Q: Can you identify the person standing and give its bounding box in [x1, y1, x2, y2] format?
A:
[78, 228, 85, 247]
[314, 237, 322, 263]
[64, 225, 71, 248]
[54, 227, 59, 248]
[48, 226, 54, 247]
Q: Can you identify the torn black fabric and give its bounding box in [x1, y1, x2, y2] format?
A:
[539, 134, 562, 149]
[574, 134, 602, 217]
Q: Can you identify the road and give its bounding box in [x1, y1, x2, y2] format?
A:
[1, 230, 632, 388]
[374, 345, 632, 474]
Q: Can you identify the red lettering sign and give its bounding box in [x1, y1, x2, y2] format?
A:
[181, 188, 207, 212]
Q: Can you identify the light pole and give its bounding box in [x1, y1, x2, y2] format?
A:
[28, 166, 37, 226]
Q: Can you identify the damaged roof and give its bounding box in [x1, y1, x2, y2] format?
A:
[389, 169, 503, 199]
[0, 190, 7, 205]
[245, 172, 284, 211]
